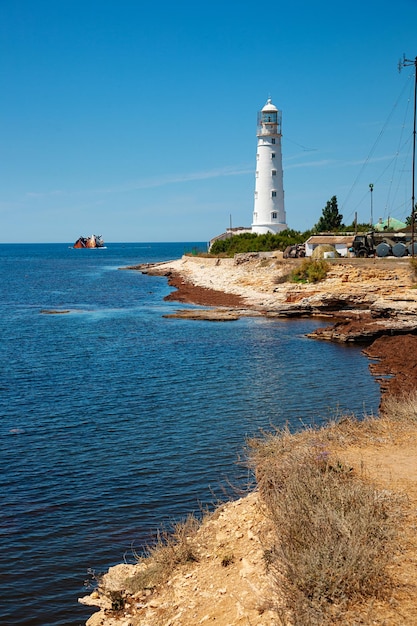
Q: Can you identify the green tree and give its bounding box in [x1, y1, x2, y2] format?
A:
[344, 221, 373, 232]
[315, 196, 343, 232]
[405, 205, 417, 226]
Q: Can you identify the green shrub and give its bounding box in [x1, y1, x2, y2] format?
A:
[210, 230, 311, 256]
[289, 258, 329, 283]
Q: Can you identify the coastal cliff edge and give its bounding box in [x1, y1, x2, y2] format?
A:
[80, 255, 417, 625]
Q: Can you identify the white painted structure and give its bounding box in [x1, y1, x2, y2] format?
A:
[252, 98, 287, 234]
[305, 235, 354, 258]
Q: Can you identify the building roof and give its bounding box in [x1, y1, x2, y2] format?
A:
[306, 236, 354, 245]
[374, 217, 407, 231]
[261, 98, 278, 112]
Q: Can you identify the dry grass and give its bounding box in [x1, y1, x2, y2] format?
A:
[381, 389, 417, 423]
[247, 407, 409, 625]
[273, 271, 292, 285]
[409, 257, 417, 280]
[125, 514, 201, 594]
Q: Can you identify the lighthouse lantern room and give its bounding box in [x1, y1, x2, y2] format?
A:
[252, 98, 287, 234]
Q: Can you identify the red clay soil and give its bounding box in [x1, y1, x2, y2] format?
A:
[164, 272, 245, 307]
[363, 334, 417, 398]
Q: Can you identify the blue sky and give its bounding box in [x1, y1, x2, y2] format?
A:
[1, 0, 417, 243]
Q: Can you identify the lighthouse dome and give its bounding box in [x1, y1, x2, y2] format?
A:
[261, 98, 278, 112]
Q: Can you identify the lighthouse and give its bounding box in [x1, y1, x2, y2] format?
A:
[252, 98, 287, 234]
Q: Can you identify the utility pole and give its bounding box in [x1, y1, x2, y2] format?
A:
[399, 55, 417, 256]
[369, 183, 374, 228]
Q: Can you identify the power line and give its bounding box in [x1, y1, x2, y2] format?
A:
[341, 73, 412, 214]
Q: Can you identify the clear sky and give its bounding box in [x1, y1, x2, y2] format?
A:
[1, 0, 417, 243]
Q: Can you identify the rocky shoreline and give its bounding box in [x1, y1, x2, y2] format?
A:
[80, 254, 417, 625]
[137, 254, 417, 333]
[136, 254, 417, 398]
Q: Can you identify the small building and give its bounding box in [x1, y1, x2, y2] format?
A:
[305, 235, 354, 258]
[374, 217, 407, 231]
[208, 227, 252, 251]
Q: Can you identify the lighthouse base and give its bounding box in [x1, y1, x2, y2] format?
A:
[251, 223, 288, 235]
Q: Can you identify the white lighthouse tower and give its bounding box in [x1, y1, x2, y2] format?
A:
[252, 98, 287, 234]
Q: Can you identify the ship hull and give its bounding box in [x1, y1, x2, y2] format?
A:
[73, 235, 104, 249]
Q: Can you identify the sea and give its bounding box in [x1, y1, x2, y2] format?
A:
[0, 243, 381, 626]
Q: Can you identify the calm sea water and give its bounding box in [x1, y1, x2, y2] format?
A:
[0, 243, 380, 625]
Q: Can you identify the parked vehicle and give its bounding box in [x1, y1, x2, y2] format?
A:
[283, 243, 306, 258]
[351, 231, 414, 257]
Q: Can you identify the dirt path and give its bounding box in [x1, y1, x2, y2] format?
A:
[333, 425, 417, 625]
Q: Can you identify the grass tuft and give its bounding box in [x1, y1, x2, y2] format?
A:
[126, 515, 200, 594]
[219, 552, 235, 567]
[381, 389, 417, 422]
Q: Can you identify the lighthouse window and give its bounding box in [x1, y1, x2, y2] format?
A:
[271, 153, 275, 159]
[271, 138, 276, 144]
[256, 171, 259, 177]
[271, 191, 277, 198]
[272, 170, 276, 176]
[254, 191, 258, 199]
[262, 112, 277, 124]
[272, 212, 277, 219]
